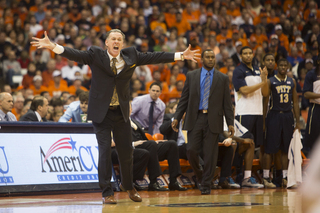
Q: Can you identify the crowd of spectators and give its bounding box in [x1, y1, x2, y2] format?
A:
[0, 0, 319, 188]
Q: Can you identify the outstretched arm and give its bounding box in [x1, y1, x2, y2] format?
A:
[31, 31, 94, 65]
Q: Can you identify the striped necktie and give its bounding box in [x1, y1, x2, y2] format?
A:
[202, 72, 210, 110]
[110, 58, 120, 106]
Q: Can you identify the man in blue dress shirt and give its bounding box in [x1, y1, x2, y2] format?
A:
[59, 91, 89, 122]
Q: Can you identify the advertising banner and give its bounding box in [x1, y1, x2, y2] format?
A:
[0, 133, 103, 186]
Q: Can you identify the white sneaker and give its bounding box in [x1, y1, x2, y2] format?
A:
[227, 177, 241, 189]
[242, 177, 264, 188]
[263, 178, 276, 188]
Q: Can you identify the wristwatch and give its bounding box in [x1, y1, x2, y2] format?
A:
[181, 53, 184, 61]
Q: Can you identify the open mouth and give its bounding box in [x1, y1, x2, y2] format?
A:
[113, 46, 119, 50]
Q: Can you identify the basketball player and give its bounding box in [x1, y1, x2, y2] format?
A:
[263, 58, 300, 188]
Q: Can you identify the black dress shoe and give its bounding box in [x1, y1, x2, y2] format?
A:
[218, 179, 231, 189]
[148, 182, 169, 191]
[169, 181, 188, 191]
[201, 188, 211, 195]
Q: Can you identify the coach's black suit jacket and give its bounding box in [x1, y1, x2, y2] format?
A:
[174, 69, 234, 132]
[173, 68, 234, 189]
[60, 45, 175, 196]
[61, 46, 174, 123]
[19, 109, 47, 121]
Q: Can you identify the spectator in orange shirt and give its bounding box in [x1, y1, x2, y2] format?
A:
[22, 62, 37, 89]
[182, 2, 200, 25]
[145, 70, 169, 95]
[47, 70, 69, 98]
[227, 1, 241, 18]
[251, 26, 268, 47]
[216, 26, 229, 44]
[11, 95, 24, 120]
[29, 75, 48, 95]
[303, 1, 320, 21]
[164, 4, 176, 29]
[68, 5, 81, 23]
[173, 12, 191, 36]
[248, 36, 259, 52]
[68, 77, 89, 96]
[220, 58, 235, 75]
[267, 9, 280, 25]
[167, 80, 184, 103]
[166, 64, 186, 86]
[42, 59, 57, 87]
[275, 24, 290, 51]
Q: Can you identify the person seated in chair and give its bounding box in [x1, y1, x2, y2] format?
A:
[19, 96, 49, 122]
[222, 117, 264, 188]
[129, 102, 187, 191]
[111, 139, 149, 191]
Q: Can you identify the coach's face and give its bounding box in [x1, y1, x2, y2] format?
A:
[202, 51, 215, 70]
[105, 32, 124, 57]
[149, 85, 161, 101]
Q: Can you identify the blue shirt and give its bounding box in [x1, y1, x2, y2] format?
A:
[199, 67, 214, 110]
[59, 101, 84, 123]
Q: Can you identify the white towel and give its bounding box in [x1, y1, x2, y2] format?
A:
[287, 129, 303, 188]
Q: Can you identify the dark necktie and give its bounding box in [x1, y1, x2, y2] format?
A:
[148, 101, 155, 135]
[110, 58, 119, 105]
[4, 114, 8, 121]
[202, 72, 210, 110]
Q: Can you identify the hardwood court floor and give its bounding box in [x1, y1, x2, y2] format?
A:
[0, 189, 301, 213]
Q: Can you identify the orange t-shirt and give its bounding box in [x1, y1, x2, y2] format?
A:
[278, 33, 289, 52]
[267, 17, 280, 25]
[227, 9, 241, 18]
[22, 74, 34, 89]
[68, 85, 89, 96]
[47, 83, 69, 97]
[166, 73, 186, 85]
[173, 19, 191, 36]
[251, 34, 268, 46]
[29, 84, 49, 95]
[164, 13, 176, 29]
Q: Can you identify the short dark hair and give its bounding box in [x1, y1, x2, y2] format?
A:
[75, 89, 85, 97]
[150, 82, 162, 91]
[263, 53, 275, 61]
[240, 46, 253, 55]
[277, 58, 288, 65]
[40, 91, 49, 96]
[30, 96, 46, 111]
[106, 29, 125, 41]
[79, 91, 89, 103]
[50, 97, 63, 107]
[201, 49, 214, 58]
[24, 98, 32, 106]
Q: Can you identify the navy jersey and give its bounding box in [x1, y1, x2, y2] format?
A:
[303, 69, 320, 105]
[269, 76, 294, 111]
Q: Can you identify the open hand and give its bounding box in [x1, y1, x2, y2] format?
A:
[183, 44, 201, 63]
[30, 31, 56, 50]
